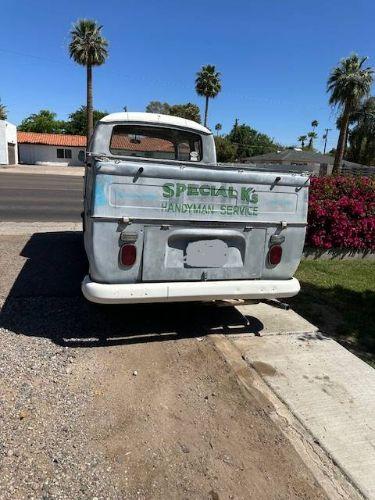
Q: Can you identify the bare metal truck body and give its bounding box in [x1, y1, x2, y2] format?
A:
[82, 113, 308, 304]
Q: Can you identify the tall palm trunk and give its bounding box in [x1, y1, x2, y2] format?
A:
[204, 96, 209, 127]
[333, 103, 350, 174]
[86, 64, 93, 145]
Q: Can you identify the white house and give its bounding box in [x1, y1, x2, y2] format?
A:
[0, 120, 18, 165]
[17, 132, 86, 166]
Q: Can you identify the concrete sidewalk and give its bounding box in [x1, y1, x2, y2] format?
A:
[229, 303, 375, 499]
[0, 164, 84, 176]
[0, 222, 81, 235]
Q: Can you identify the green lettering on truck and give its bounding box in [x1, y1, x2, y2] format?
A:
[162, 183, 174, 198]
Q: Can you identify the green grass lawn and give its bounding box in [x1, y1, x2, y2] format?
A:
[288, 259, 375, 366]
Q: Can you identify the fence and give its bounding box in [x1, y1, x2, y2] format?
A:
[341, 162, 375, 177]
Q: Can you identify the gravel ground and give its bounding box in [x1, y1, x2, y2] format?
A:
[0, 232, 327, 499]
[0, 327, 119, 499]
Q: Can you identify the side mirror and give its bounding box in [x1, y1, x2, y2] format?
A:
[78, 150, 86, 163]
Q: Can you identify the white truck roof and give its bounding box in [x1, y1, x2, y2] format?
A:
[99, 112, 212, 135]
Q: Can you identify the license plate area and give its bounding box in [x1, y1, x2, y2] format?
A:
[185, 239, 228, 268]
[142, 226, 266, 282]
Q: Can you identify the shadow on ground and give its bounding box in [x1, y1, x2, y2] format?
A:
[0, 231, 264, 347]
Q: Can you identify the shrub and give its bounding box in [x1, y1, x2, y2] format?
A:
[306, 176, 375, 251]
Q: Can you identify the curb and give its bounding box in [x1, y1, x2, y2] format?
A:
[0, 222, 82, 235]
[209, 333, 363, 500]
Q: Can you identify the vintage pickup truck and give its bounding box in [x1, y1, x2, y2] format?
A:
[81, 112, 309, 304]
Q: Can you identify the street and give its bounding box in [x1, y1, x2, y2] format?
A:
[0, 172, 83, 221]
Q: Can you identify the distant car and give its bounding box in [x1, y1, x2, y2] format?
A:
[81, 112, 308, 304]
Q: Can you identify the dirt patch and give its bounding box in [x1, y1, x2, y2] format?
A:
[72, 336, 326, 499]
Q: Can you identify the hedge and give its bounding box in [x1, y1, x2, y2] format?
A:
[306, 176, 375, 251]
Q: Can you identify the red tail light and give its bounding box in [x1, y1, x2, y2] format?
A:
[120, 244, 137, 266]
[268, 245, 282, 265]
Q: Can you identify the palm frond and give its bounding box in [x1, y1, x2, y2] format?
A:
[0, 100, 7, 120]
[195, 65, 222, 98]
[327, 53, 374, 109]
[69, 19, 108, 66]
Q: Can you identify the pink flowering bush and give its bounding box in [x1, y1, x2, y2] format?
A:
[306, 176, 375, 251]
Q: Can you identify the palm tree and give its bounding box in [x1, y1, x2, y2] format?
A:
[348, 97, 375, 164]
[307, 131, 318, 149]
[327, 53, 373, 174]
[298, 135, 307, 148]
[0, 99, 7, 120]
[69, 19, 108, 143]
[311, 119, 319, 130]
[195, 65, 222, 128]
[215, 123, 222, 136]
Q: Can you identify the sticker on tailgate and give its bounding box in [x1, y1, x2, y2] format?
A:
[161, 182, 259, 216]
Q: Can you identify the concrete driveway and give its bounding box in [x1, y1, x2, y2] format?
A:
[227, 304, 375, 499]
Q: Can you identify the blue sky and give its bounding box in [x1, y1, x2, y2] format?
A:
[1, 0, 374, 151]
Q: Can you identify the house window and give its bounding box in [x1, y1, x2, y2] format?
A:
[57, 148, 72, 159]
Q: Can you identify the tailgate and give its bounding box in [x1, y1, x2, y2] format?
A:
[92, 161, 308, 225]
[90, 161, 309, 284]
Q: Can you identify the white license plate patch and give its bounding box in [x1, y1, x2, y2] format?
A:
[184, 239, 228, 268]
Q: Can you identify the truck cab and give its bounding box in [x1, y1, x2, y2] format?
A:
[82, 112, 308, 304]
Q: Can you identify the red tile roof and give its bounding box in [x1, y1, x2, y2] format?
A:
[17, 132, 86, 147]
[111, 135, 175, 152]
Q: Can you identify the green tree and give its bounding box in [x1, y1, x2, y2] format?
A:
[347, 96, 375, 165]
[168, 103, 201, 123]
[311, 119, 319, 130]
[215, 123, 222, 136]
[0, 99, 7, 120]
[65, 105, 108, 135]
[18, 110, 66, 133]
[227, 121, 280, 159]
[307, 131, 318, 149]
[145, 101, 201, 123]
[69, 19, 108, 144]
[327, 53, 373, 174]
[214, 136, 237, 163]
[145, 101, 170, 114]
[195, 65, 222, 128]
[298, 135, 307, 148]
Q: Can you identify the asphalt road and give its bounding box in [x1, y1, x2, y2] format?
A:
[0, 172, 83, 221]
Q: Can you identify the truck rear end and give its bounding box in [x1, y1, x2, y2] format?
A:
[82, 113, 308, 304]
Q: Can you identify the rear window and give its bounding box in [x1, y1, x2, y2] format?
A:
[109, 125, 202, 162]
